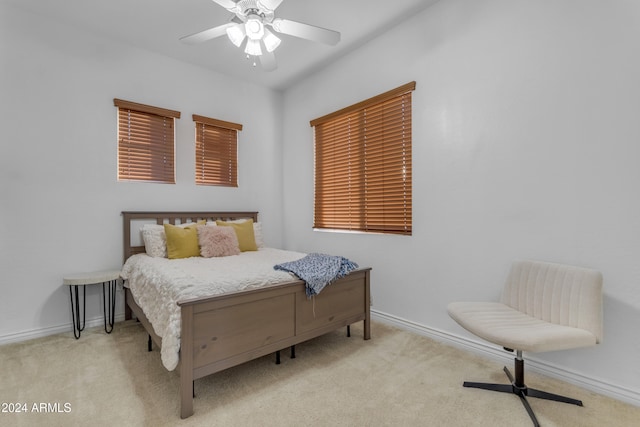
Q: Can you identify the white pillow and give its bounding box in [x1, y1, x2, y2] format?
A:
[253, 221, 264, 248]
[141, 224, 166, 257]
[141, 222, 203, 257]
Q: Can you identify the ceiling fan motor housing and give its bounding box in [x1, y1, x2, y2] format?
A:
[235, 1, 275, 24]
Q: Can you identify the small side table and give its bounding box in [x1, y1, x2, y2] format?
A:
[63, 270, 121, 339]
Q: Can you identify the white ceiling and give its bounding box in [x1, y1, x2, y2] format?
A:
[8, 0, 439, 91]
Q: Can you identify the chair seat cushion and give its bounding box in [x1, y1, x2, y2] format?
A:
[447, 301, 597, 353]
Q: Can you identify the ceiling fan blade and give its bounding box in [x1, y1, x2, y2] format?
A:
[259, 50, 278, 72]
[211, 0, 239, 11]
[271, 18, 340, 46]
[180, 23, 235, 44]
[258, 0, 284, 11]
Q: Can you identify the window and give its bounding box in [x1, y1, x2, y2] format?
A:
[310, 82, 415, 235]
[114, 99, 180, 183]
[193, 114, 242, 187]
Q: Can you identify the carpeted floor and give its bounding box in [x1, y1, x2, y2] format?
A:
[1, 320, 638, 426]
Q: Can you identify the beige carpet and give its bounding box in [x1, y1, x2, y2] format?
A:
[1, 320, 638, 427]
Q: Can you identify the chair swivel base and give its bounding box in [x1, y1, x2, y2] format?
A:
[463, 359, 583, 427]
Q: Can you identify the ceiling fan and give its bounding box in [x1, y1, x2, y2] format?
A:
[180, 0, 341, 71]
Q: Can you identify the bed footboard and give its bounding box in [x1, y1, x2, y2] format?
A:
[177, 268, 371, 419]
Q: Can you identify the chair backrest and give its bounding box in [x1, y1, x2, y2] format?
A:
[500, 260, 603, 343]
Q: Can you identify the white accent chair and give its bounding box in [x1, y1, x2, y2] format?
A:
[447, 260, 603, 427]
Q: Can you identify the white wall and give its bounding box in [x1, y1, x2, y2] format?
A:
[282, 0, 640, 403]
[0, 4, 284, 339]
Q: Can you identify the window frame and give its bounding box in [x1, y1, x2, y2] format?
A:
[310, 81, 415, 236]
[114, 98, 180, 184]
[192, 114, 242, 187]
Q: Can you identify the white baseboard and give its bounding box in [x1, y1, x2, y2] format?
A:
[371, 309, 640, 408]
[0, 314, 126, 346]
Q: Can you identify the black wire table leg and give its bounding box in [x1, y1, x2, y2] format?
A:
[64, 270, 121, 339]
[103, 279, 116, 333]
[69, 285, 86, 339]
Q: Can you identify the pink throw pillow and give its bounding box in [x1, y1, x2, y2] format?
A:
[198, 226, 241, 257]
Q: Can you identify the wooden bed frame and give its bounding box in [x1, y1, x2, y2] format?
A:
[122, 211, 371, 419]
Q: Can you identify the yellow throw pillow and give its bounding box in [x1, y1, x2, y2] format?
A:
[164, 221, 204, 259]
[216, 219, 258, 252]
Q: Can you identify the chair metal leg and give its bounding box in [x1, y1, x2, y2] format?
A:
[499, 365, 540, 427]
[518, 391, 541, 427]
[463, 381, 513, 394]
[461, 351, 582, 427]
[526, 388, 584, 406]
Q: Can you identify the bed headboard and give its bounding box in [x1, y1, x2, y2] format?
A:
[122, 211, 259, 262]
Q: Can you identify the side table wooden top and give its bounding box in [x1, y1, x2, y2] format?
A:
[63, 270, 122, 286]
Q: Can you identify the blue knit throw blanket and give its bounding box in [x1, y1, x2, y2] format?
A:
[274, 253, 359, 297]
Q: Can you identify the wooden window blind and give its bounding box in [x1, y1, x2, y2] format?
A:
[310, 81, 415, 235]
[193, 115, 242, 187]
[114, 99, 180, 183]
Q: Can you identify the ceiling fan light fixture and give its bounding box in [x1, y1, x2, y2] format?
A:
[245, 16, 264, 41]
[262, 28, 281, 52]
[245, 38, 263, 56]
[226, 24, 246, 47]
[180, 0, 342, 71]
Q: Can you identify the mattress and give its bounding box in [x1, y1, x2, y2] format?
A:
[121, 247, 306, 370]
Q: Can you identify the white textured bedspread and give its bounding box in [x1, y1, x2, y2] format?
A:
[121, 248, 306, 371]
